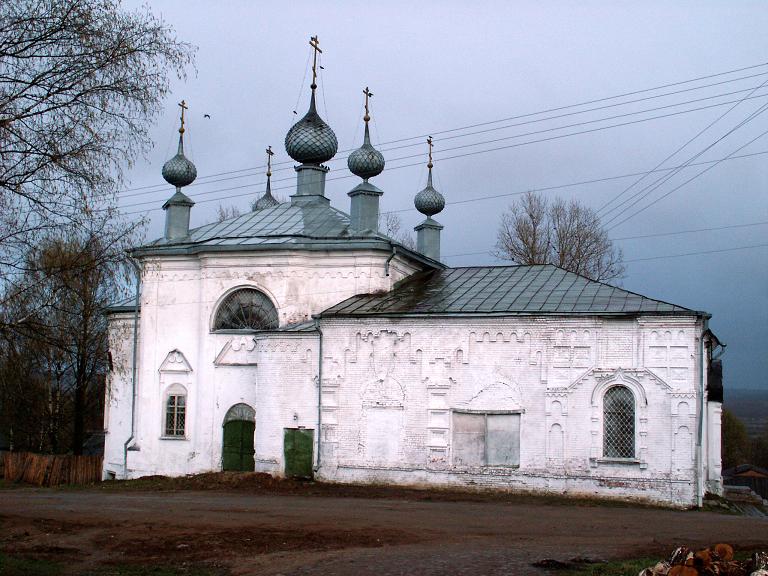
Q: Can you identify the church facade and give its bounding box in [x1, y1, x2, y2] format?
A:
[103, 43, 724, 507]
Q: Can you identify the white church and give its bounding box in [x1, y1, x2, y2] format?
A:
[103, 40, 724, 507]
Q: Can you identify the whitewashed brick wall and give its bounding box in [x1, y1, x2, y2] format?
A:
[315, 316, 712, 507]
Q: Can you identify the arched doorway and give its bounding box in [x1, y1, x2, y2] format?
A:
[222, 403, 255, 472]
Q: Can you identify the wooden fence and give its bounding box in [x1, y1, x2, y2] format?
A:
[1, 452, 102, 486]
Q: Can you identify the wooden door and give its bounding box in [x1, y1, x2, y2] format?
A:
[222, 420, 255, 472]
[283, 428, 313, 479]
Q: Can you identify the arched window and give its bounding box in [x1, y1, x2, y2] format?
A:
[213, 288, 278, 331]
[165, 390, 186, 437]
[603, 385, 635, 458]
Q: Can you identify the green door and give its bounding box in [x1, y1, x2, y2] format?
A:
[283, 428, 314, 479]
[222, 420, 255, 471]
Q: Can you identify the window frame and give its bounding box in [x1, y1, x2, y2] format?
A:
[601, 384, 637, 461]
[451, 409, 523, 468]
[211, 286, 279, 333]
[162, 387, 187, 439]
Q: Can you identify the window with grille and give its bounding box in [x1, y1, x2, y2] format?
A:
[603, 385, 635, 458]
[213, 288, 278, 331]
[452, 412, 520, 467]
[165, 394, 186, 437]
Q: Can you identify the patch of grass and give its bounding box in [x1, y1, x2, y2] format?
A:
[0, 553, 64, 576]
[564, 557, 658, 575]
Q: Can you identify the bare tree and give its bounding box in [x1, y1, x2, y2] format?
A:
[380, 211, 415, 250]
[494, 191, 624, 282]
[214, 204, 242, 223]
[0, 212, 139, 454]
[0, 0, 194, 316]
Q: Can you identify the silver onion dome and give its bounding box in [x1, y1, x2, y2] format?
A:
[285, 92, 338, 164]
[414, 169, 445, 217]
[348, 123, 384, 180]
[162, 135, 197, 188]
[254, 178, 280, 210]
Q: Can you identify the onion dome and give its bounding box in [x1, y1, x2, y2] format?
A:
[162, 122, 197, 188]
[348, 124, 385, 180]
[285, 91, 338, 164]
[254, 179, 280, 210]
[414, 168, 445, 216]
[254, 146, 280, 210]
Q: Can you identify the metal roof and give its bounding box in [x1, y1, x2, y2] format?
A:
[131, 200, 439, 267]
[105, 295, 138, 315]
[319, 265, 705, 318]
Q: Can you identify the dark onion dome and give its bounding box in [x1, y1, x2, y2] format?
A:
[162, 135, 197, 188]
[414, 168, 445, 217]
[285, 92, 338, 164]
[347, 123, 384, 180]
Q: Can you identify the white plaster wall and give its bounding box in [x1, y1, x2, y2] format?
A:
[316, 316, 706, 506]
[107, 247, 416, 479]
[707, 402, 723, 494]
[103, 314, 139, 478]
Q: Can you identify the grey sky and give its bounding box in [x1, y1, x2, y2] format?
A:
[121, 1, 767, 391]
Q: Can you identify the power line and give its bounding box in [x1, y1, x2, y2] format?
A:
[118, 82, 768, 202]
[440, 221, 768, 259]
[122, 148, 768, 216]
[599, 76, 768, 220]
[119, 96, 768, 214]
[606, 122, 768, 231]
[614, 220, 768, 240]
[623, 243, 768, 263]
[118, 63, 768, 196]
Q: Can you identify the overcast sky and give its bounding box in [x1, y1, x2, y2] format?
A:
[120, 0, 767, 391]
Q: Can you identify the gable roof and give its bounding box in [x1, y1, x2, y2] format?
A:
[319, 265, 705, 318]
[131, 200, 438, 268]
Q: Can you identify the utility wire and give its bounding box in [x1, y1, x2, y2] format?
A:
[440, 221, 768, 259]
[118, 63, 768, 196]
[606, 124, 768, 230]
[118, 96, 768, 213]
[599, 75, 768, 218]
[603, 100, 768, 228]
[623, 243, 768, 263]
[122, 148, 768, 216]
[118, 86, 768, 204]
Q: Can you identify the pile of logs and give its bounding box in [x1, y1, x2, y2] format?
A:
[2, 452, 102, 486]
[640, 546, 768, 576]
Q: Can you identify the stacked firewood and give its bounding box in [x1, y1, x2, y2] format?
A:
[639, 546, 768, 576]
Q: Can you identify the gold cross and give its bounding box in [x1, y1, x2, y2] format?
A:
[178, 100, 188, 134]
[309, 36, 322, 88]
[266, 145, 274, 177]
[427, 136, 434, 168]
[363, 87, 373, 122]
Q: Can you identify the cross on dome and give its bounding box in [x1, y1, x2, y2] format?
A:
[347, 86, 385, 181]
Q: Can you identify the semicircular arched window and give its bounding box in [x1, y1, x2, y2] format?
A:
[603, 385, 635, 459]
[213, 288, 279, 331]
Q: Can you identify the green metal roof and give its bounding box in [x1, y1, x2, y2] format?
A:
[132, 200, 438, 267]
[319, 265, 705, 318]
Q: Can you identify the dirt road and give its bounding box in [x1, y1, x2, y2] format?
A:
[1, 485, 766, 575]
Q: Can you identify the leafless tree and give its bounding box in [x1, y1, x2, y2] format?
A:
[214, 204, 242, 223]
[0, 212, 139, 454]
[380, 211, 415, 250]
[494, 191, 625, 282]
[0, 0, 194, 318]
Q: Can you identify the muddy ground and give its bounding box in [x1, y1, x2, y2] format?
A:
[1, 474, 766, 575]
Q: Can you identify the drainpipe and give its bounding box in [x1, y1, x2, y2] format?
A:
[384, 244, 397, 277]
[694, 318, 708, 507]
[313, 318, 323, 474]
[123, 257, 142, 479]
